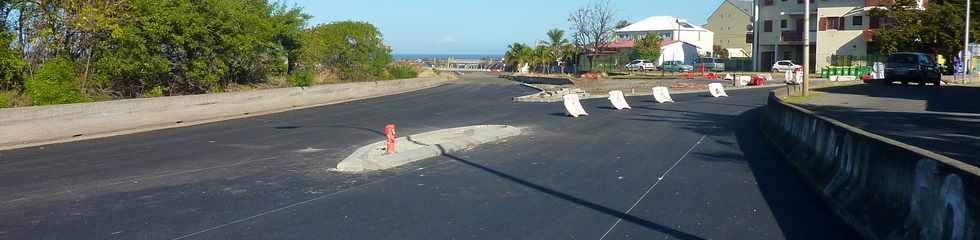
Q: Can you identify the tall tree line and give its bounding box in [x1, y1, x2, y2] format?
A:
[0, 0, 399, 106]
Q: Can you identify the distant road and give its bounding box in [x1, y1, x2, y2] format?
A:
[0, 73, 856, 239]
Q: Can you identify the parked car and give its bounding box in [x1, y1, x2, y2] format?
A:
[771, 60, 801, 72]
[625, 59, 656, 71]
[695, 57, 725, 71]
[882, 52, 941, 86]
[660, 61, 694, 72]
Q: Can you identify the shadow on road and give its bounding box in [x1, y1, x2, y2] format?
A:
[794, 104, 980, 164]
[797, 84, 980, 163]
[732, 108, 860, 240]
[815, 84, 980, 114]
[433, 145, 707, 240]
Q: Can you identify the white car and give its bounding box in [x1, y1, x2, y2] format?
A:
[625, 59, 656, 71]
[771, 60, 801, 72]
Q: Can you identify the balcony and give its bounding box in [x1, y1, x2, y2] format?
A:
[781, 31, 804, 42]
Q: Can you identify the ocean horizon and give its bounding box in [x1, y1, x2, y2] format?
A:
[393, 53, 504, 60]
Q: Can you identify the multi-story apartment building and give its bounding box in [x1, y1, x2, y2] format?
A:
[751, 0, 927, 72]
[704, 0, 754, 57]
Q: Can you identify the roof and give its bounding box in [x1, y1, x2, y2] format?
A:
[602, 39, 687, 50]
[728, 0, 753, 16]
[616, 16, 709, 33]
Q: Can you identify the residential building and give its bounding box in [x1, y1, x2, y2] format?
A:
[602, 39, 701, 65]
[616, 16, 714, 55]
[704, 0, 754, 57]
[751, 0, 927, 72]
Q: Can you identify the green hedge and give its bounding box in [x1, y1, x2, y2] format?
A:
[25, 58, 86, 105]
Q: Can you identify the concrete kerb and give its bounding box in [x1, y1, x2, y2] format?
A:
[0, 75, 454, 151]
[336, 125, 522, 172]
[761, 87, 980, 240]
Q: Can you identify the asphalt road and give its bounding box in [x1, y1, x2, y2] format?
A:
[0, 73, 857, 239]
[802, 83, 980, 165]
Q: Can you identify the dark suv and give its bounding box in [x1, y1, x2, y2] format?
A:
[883, 52, 941, 86]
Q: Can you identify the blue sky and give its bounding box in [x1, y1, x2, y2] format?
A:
[286, 0, 722, 55]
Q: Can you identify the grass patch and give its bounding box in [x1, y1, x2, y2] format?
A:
[782, 91, 826, 105]
[0, 90, 31, 108]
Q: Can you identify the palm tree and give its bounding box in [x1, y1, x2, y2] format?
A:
[533, 45, 550, 73]
[505, 43, 532, 72]
[540, 29, 569, 73]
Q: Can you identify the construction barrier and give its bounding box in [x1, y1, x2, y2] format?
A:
[652, 87, 674, 103]
[762, 89, 980, 240]
[562, 94, 589, 117]
[708, 83, 728, 97]
[607, 90, 631, 110]
[737, 76, 752, 86]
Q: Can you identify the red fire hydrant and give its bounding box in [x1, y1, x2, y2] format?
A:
[385, 124, 396, 154]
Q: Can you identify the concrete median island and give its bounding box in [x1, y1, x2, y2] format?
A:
[761, 87, 980, 240]
[336, 125, 522, 172]
[0, 75, 453, 150]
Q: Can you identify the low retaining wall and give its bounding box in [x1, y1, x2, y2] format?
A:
[505, 75, 574, 85]
[760, 88, 980, 240]
[0, 76, 450, 149]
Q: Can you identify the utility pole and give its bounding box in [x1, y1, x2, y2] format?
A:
[802, 0, 811, 96]
[752, 0, 760, 71]
[965, 0, 971, 83]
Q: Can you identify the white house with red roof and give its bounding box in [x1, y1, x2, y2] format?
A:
[615, 16, 714, 55]
[602, 39, 700, 65]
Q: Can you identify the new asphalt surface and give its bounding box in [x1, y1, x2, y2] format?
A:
[0, 73, 857, 239]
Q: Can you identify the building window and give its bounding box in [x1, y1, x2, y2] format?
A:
[870, 16, 880, 28]
[820, 17, 845, 31]
[764, 0, 773, 6]
[853, 16, 863, 26]
[780, 19, 788, 29]
[764, 20, 773, 32]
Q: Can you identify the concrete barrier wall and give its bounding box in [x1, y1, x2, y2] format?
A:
[0, 76, 450, 149]
[505, 75, 574, 85]
[760, 89, 980, 240]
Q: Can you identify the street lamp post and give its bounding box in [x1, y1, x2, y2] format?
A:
[965, 0, 971, 83]
[802, 0, 811, 96]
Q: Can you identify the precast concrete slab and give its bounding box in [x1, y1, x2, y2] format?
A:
[336, 125, 522, 172]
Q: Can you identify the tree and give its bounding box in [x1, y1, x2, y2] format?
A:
[533, 45, 550, 73]
[299, 21, 393, 81]
[540, 29, 569, 73]
[872, 0, 980, 63]
[615, 20, 630, 29]
[504, 42, 532, 72]
[568, 0, 617, 72]
[633, 33, 662, 62]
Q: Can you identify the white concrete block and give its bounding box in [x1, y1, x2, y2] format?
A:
[607, 90, 631, 110]
[652, 87, 674, 103]
[563, 94, 589, 117]
[708, 83, 729, 97]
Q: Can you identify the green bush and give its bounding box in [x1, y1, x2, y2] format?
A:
[142, 85, 165, 98]
[0, 32, 24, 90]
[387, 65, 418, 79]
[25, 58, 86, 105]
[0, 91, 10, 108]
[289, 70, 313, 87]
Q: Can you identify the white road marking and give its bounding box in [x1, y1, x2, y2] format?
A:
[598, 135, 706, 240]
